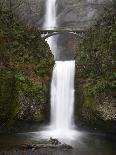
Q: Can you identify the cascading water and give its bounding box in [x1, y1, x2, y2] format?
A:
[43, 0, 57, 58]
[39, 0, 81, 141]
[51, 61, 75, 131]
[43, 0, 57, 29]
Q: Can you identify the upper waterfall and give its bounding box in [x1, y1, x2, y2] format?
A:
[43, 0, 57, 59]
[43, 0, 57, 30]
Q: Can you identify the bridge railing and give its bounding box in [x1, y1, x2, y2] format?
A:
[40, 29, 85, 39]
[38, 27, 85, 32]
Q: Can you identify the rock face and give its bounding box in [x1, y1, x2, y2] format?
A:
[96, 97, 116, 121]
[2, 0, 113, 30]
[57, 0, 113, 29]
[56, 0, 114, 60]
[1, 0, 45, 28]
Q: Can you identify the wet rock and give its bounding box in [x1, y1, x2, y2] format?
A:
[20, 140, 73, 150]
[96, 96, 116, 120]
[20, 144, 73, 150]
[49, 137, 61, 145]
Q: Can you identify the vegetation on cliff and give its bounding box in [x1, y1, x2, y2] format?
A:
[0, 8, 54, 128]
[76, 4, 116, 127]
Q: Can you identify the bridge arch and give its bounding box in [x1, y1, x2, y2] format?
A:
[40, 30, 84, 39]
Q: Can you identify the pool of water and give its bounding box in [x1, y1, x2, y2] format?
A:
[0, 130, 115, 155]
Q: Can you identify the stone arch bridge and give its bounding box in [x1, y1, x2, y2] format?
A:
[40, 29, 85, 39]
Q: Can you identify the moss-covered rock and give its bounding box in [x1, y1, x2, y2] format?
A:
[75, 4, 116, 132]
[0, 9, 54, 128]
[0, 71, 18, 126]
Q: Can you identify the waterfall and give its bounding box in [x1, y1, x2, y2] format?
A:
[51, 61, 75, 131]
[43, 0, 57, 58]
[40, 0, 80, 141]
[43, 0, 57, 29]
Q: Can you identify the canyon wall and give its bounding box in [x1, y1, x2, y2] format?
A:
[1, 0, 113, 29]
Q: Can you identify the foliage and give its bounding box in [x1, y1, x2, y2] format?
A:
[0, 8, 54, 126]
[0, 9, 53, 76]
[76, 5, 116, 101]
[0, 70, 18, 126]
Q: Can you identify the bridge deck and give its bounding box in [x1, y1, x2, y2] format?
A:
[39, 29, 85, 33]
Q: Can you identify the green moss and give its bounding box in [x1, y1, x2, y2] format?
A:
[76, 4, 116, 123]
[15, 71, 45, 96]
[83, 82, 96, 111]
[0, 9, 54, 127]
[0, 71, 18, 126]
[76, 5, 115, 97]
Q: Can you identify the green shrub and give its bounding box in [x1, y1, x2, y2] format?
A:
[0, 71, 18, 126]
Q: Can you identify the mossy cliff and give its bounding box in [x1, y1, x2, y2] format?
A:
[75, 4, 116, 132]
[0, 9, 54, 129]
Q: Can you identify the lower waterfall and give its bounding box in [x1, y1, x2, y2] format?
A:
[37, 61, 81, 141]
[51, 61, 75, 131]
